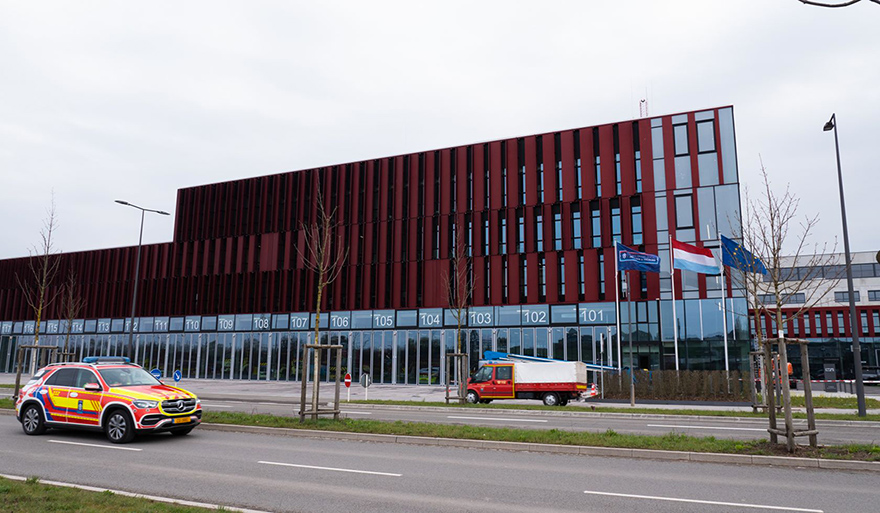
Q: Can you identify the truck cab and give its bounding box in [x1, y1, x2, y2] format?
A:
[467, 364, 515, 403]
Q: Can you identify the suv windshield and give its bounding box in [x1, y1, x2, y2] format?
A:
[99, 367, 161, 387]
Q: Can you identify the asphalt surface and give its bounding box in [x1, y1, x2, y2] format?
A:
[199, 398, 880, 446]
[1, 415, 876, 513]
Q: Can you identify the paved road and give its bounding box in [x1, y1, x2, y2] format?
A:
[199, 399, 880, 446]
[1, 415, 876, 513]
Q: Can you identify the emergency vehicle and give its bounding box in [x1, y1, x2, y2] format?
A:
[15, 357, 201, 443]
[466, 352, 610, 406]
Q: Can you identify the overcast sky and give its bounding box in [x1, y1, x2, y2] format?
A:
[1, 1, 877, 261]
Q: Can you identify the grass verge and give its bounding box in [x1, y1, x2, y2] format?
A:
[345, 399, 880, 421]
[0, 475, 214, 512]
[203, 410, 880, 461]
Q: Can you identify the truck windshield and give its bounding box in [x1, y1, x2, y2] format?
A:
[472, 367, 493, 383]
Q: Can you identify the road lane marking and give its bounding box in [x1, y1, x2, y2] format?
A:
[343, 411, 372, 415]
[49, 440, 142, 451]
[447, 415, 548, 423]
[200, 403, 232, 408]
[647, 424, 766, 432]
[583, 490, 823, 512]
[0, 474, 269, 513]
[258, 461, 401, 477]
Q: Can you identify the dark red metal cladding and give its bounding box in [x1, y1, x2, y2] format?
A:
[0, 108, 753, 322]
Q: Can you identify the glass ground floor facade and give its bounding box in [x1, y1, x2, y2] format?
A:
[0, 298, 760, 383]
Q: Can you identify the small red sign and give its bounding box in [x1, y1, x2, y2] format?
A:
[344, 373, 352, 388]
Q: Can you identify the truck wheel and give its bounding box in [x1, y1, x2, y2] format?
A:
[542, 392, 560, 406]
[465, 391, 479, 404]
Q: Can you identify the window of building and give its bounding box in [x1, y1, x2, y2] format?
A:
[635, 151, 642, 193]
[518, 138, 526, 206]
[536, 135, 544, 204]
[835, 291, 860, 303]
[838, 312, 846, 336]
[500, 216, 507, 254]
[598, 252, 605, 297]
[868, 290, 880, 301]
[482, 214, 489, 256]
[591, 201, 601, 248]
[874, 311, 880, 334]
[535, 207, 543, 252]
[593, 128, 601, 197]
[538, 254, 546, 301]
[555, 133, 563, 202]
[516, 209, 525, 253]
[502, 256, 509, 302]
[610, 199, 621, 241]
[673, 122, 689, 156]
[759, 293, 805, 305]
[861, 311, 868, 334]
[485, 258, 491, 302]
[697, 120, 716, 153]
[631, 198, 643, 246]
[574, 130, 582, 200]
[615, 154, 622, 196]
[521, 258, 528, 299]
[804, 314, 811, 337]
[578, 251, 585, 299]
[553, 206, 562, 251]
[559, 254, 566, 297]
[501, 141, 508, 207]
[484, 144, 490, 208]
[674, 194, 694, 229]
[571, 204, 582, 250]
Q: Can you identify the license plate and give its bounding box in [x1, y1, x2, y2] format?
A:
[173, 417, 190, 424]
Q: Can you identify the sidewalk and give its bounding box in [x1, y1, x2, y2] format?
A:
[4, 373, 878, 415]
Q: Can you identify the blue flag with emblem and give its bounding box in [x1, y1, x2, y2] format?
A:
[615, 242, 661, 273]
[720, 234, 768, 275]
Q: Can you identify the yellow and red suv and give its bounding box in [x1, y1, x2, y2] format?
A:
[15, 357, 201, 444]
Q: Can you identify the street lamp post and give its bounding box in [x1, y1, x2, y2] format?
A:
[116, 200, 170, 363]
[823, 113, 867, 417]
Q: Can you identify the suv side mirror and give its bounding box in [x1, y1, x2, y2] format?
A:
[84, 383, 102, 392]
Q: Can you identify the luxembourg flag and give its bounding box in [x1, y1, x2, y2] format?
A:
[671, 238, 720, 275]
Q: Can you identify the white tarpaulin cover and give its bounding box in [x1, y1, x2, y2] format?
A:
[513, 361, 588, 384]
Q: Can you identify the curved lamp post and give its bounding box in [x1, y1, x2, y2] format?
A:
[116, 200, 170, 362]
[823, 114, 867, 417]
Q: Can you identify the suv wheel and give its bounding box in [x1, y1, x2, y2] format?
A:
[21, 404, 47, 436]
[105, 410, 136, 444]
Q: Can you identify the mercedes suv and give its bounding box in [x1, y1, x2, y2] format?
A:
[15, 357, 202, 443]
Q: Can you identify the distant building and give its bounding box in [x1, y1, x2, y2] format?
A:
[0, 107, 751, 383]
[754, 251, 880, 379]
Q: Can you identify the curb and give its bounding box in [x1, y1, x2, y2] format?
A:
[199, 422, 880, 472]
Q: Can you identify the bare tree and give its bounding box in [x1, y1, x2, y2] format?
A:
[14, 197, 62, 396]
[797, 0, 879, 7]
[442, 219, 476, 403]
[297, 175, 348, 415]
[731, 161, 839, 452]
[60, 269, 86, 362]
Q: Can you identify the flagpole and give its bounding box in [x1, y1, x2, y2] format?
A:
[669, 234, 680, 371]
[614, 243, 622, 372]
[626, 270, 635, 406]
[719, 232, 730, 374]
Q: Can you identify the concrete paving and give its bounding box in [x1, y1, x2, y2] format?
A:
[3, 372, 879, 415]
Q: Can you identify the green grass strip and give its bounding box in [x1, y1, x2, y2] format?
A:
[0, 476, 214, 512]
[203, 410, 880, 461]
[346, 399, 880, 421]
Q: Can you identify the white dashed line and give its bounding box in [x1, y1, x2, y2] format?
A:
[48, 440, 142, 451]
[647, 424, 766, 432]
[583, 490, 823, 512]
[258, 461, 401, 477]
[447, 415, 548, 423]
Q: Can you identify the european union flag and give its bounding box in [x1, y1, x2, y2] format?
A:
[616, 242, 661, 273]
[721, 234, 768, 275]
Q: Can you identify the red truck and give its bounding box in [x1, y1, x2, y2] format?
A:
[465, 355, 598, 406]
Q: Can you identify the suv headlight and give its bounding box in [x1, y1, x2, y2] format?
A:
[132, 400, 159, 409]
